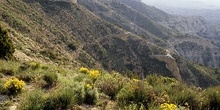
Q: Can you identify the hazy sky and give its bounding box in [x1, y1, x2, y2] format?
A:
[142, 0, 220, 9]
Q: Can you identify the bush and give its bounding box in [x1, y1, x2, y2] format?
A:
[17, 72, 35, 83]
[159, 103, 177, 110]
[40, 50, 57, 60]
[29, 61, 42, 70]
[74, 73, 87, 82]
[0, 69, 15, 76]
[84, 83, 98, 105]
[124, 103, 145, 110]
[68, 43, 76, 51]
[79, 68, 100, 83]
[19, 89, 45, 110]
[44, 88, 74, 110]
[3, 77, 25, 95]
[19, 62, 47, 71]
[43, 73, 58, 87]
[73, 83, 85, 105]
[0, 26, 15, 59]
[88, 70, 100, 81]
[95, 73, 124, 99]
[79, 67, 89, 74]
[0, 81, 7, 95]
[145, 74, 178, 87]
[202, 87, 220, 109]
[116, 80, 151, 108]
[168, 86, 200, 109]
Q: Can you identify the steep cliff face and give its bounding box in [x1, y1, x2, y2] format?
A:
[153, 53, 182, 81]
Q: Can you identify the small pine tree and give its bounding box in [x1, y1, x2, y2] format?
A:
[0, 26, 15, 59]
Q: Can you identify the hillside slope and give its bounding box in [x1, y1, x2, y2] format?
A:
[0, 0, 172, 77]
[78, 0, 220, 68]
[0, 0, 220, 87]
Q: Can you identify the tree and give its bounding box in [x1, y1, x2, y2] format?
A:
[0, 26, 15, 59]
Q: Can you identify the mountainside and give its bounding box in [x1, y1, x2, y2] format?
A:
[81, 0, 220, 68]
[167, 8, 220, 47]
[109, 0, 220, 68]
[1, 0, 220, 109]
[1, 0, 220, 88]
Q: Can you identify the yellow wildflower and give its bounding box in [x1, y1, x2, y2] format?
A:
[29, 61, 37, 67]
[132, 78, 139, 82]
[4, 78, 25, 94]
[88, 70, 100, 80]
[160, 103, 178, 110]
[79, 67, 89, 74]
[86, 84, 92, 89]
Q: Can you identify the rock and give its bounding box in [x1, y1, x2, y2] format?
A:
[154, 53, 182, 81]
[0, 95, 8, 102]
[9, 106, 17, 110]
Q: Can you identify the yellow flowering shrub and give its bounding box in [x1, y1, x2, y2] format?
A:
[132, 78, 139, 82]
[160, 103, 177, 110]
[86, 83, 92, 89]
[88, 70, 100, 80]
[4, 77, 25, 95]
[29, 61, 37, 67]
[79, 67, 89, 74]
[29, 61, 42, 69]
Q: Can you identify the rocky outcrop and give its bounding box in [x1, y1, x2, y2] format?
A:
[171, 36, 220, 68]
[153, 53, 182, 81]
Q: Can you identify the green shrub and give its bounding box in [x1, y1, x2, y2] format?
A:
[0, 73, 4, 78]
[40, 50, 57, 60]
[202, 87, 220, 109]
[19, 62, 45, 71]
[145, 74, 178, 87]
[0, 81, 7, 95]
[0, 26, 15, 60]
[19, 62, 30, 71]
[19, 89, 45, 110]
[17, 72, 35, 83]
[73, 74, 87, 82]
[95, 73, 124, 99]
[168, 86, 200, 109]
[116, 85, 134, 105]
[29, 61, 42, 70]
[43, 73, 58, 86]
[73, 83, 85, 105]
[44, 88, 74, 110]
[0, 69, 15, 76]
[84, 83, 98, 105]
[116, 80, 150, 108]
[124, 103, 145, 110]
